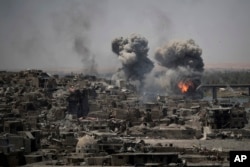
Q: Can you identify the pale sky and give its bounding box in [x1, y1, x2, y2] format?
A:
[0, 0, 250, 72]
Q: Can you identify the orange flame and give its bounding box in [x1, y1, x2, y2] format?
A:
[178, 80, 194, 93]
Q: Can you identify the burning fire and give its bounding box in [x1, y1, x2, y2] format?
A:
[178, 80, 194, 93]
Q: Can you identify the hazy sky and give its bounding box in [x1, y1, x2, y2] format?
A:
[0, 0, 250, 72]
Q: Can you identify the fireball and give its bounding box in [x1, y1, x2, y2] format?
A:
[178, 80, 194, 93]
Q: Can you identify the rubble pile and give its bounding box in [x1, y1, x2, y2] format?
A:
[0, 69, 249, 166]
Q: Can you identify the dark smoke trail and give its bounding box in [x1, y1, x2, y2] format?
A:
[112, 34, 154, 84]
[50, 1, 100, 75]
[154, 39, 204, 98]
[74, 36, 97, 75]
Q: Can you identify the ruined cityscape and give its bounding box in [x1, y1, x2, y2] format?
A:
[0, 34, 250, 167]
[1, 1, 250, 167]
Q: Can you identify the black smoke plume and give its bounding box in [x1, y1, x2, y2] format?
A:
[112, 34, 154, 84]
[154, 39, 204, 98]
[74, 36, 97, 75]
[155, 39, 203, 71]
[51, 1, 100, 75]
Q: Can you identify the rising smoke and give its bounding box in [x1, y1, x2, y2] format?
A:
[66, 1, 99, 75]
[155, 39, 204, 72]
[154, 39, 204, 97]
[0, 0, 102, 72]
[112, 34, 154, 85]
[74, 36, 97, 75]
[51, 1, 102, 75]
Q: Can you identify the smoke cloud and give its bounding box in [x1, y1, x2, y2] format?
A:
[154, 39, 204, 97]
[64, 1, 99, 75]
[74, 36, 97, 75]
[112, 34, 154, 84]
[0, 0, 104, 72]
[155, 39, 204, 72]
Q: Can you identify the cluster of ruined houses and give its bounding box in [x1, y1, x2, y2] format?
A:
[0, 69, 249, 166]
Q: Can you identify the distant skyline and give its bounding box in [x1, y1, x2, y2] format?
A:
[1, 0, 250, 72]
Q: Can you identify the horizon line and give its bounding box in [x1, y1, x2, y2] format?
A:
[1, 63, 250, 73]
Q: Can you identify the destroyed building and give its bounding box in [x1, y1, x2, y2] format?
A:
[205, 107, 248, 129]
[67, 89, 89, 118]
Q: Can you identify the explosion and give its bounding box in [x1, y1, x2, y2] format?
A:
[178, 80, 194, 93]
[111, 34, 154, 85]
[154, 39, 204, 98]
